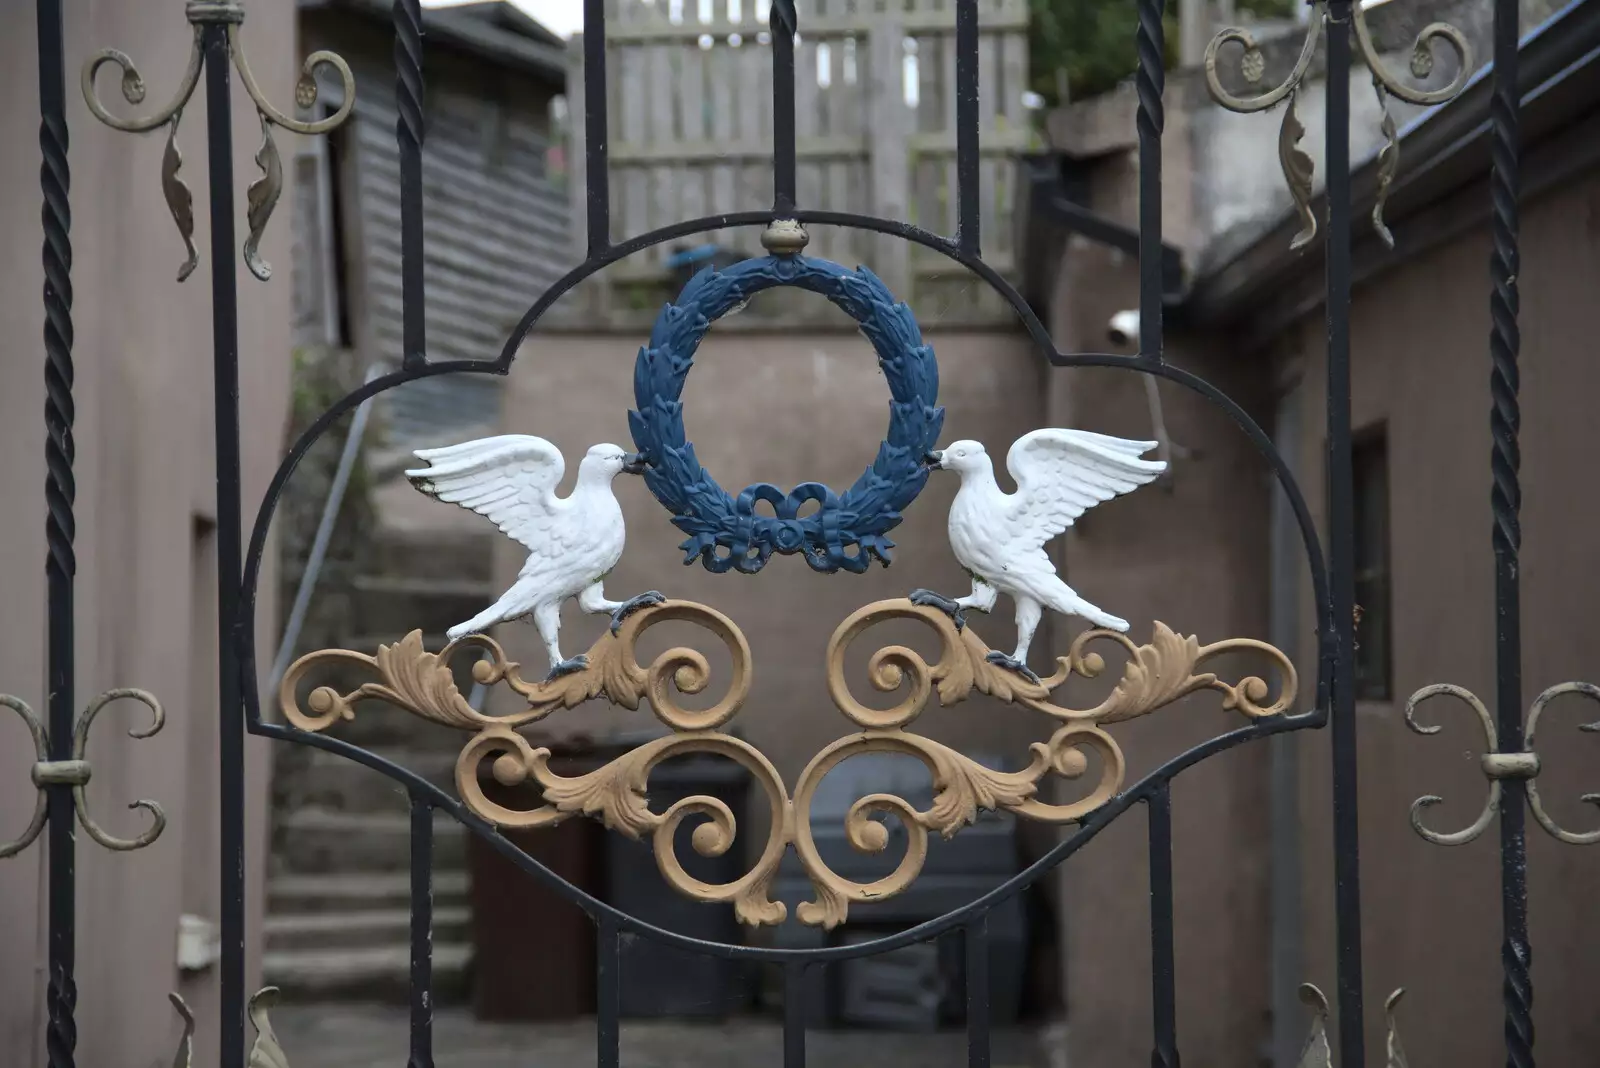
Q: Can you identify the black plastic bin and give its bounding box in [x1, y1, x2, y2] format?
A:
[604, 755, 754, 1018]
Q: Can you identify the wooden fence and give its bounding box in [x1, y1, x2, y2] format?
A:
[566, 0, 1035, 322]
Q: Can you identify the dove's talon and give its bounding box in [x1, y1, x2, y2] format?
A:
[545, 655, 590, 681]
[909, 588, 967, 630]
[984, 651, 1042, 685]
[609, 591, 667, 635]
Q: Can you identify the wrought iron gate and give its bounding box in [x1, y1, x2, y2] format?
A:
[5, 0, 1595, 1066]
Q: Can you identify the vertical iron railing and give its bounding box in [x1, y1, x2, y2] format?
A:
[198, 18, 250, 1065]
[1321, 2, 1366, 1063]
[965, 918, 991, 1068]
[1134, 0, 1164, 363]
[38, 0, 79, 1064]
[46, 0, 1384, 1065]
[395, 0, 427, 370]
[408, 793, 436, 1068]
[1486, 0, 1531, 1061]
[1147, 783, 1178, 1068]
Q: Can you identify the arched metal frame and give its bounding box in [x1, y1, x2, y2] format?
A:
[225, 2, 1338, 1066]
[26, 0, 1575, 1062]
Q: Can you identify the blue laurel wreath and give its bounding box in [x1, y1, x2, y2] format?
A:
[629, 254, 944, 574]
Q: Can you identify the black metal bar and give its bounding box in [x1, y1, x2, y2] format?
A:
[395, 0, 427, 369]
[38, 0, 76, 1063]
[408, 794, 435, 1068]
[965, 918, 991, 1068]
[1134, 0, 1165, 360]
[1148, 784, 1179, 1068]
[202, 23, 248, 1068]
[770, 0, 798, 213]
[783, 961, 806, 1068]
[1488, 0, 1530, 1063]
[583, 0, 611, 253]
[1322, 2, 1366, 1064]
[954, 0, 979, 252]
[597, 917, 621, 1068]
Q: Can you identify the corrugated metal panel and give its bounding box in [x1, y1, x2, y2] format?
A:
[342, 54, 569, 445]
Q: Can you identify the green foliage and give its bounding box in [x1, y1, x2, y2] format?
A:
[1027, 0, 1296, 107]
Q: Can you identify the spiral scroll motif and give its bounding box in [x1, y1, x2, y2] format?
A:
[1404, 679, 1600, 846]
[796, 600, 1297, 925]
[282, 598, 1295, 926]
[282, 600, 788, 925]
[0, 688, 168, 856]
[82, 9, 354, 281]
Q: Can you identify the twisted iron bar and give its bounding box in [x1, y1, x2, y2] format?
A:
[1135, 0, 1165, 150]
[1402, 675, 1600, 1066]
[37, 1, 78, 1064]
[1488, 70, 1521, 569]
[81, 0, 354, 281]
[46, 962, 76, 1068]
[42, 98, 74, 584]
[770, 0, 798, 40]
[1487, 0, 1529, 1061]
[394, 0, 427, 368]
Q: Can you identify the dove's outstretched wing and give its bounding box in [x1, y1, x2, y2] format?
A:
[405, 435, 566, 551]
[1004, 428, 1165, 551]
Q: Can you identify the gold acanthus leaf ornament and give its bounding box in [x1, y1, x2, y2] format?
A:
[279, 598, 751, 735]
[281, 597, 1295, 928]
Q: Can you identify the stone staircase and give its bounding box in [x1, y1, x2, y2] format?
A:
[265, 526, 496, 1001]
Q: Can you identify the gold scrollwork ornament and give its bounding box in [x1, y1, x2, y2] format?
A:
[82, 0, 354, 281]
[281, 600, 792, 925]
[793, 600, 1297, 925]
[281, 597, 1296, 927]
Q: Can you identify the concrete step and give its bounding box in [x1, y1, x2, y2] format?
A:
[267, 870, 471, 914]
[263, 942, 472, 1004]
[264, 906, 472, 952]
[274, 746, 463, 813]
[274, 808, 469, 875]
[365, 528, 494, 584]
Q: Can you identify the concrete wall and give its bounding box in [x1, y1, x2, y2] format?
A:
[1039, 103, 1600, 1068]
[0, 4, 291, 1066]
[1280, 165, 1600, 1065]
[492, 325, 1056, 779]
[1044, 230, 1281, 1065]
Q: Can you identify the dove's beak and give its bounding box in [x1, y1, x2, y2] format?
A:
[923, 450, 944, 470]
[622, 452, 649, 475]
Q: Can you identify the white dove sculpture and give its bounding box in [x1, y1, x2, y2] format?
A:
[405, 435, 663, 680]
[911, 429, 1166, 682]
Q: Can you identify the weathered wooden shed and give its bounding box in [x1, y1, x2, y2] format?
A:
[292, 0, 570, 445]
[270, 0, 571, 998]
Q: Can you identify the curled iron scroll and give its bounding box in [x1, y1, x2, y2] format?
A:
[1524, 681, 1600, 845]
[1403, 683, 1501, 846]
[1204, 0, 1471, 249]
[0, 696, 49, 858]
[0, 687, 167, 857]
[83, 11, 354, 282]
[1405, 679, 1600, 846]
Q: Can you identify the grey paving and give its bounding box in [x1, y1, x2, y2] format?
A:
[272, 1004, 1064, 1068]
